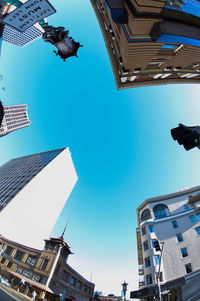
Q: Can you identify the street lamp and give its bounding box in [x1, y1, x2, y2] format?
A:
[121, 281, 128, 301]
[41, 24, 83, 62]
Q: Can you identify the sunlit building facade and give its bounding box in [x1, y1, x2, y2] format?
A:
[91, 0, 200, 89]
[131, 186, 200, 301]
[0, 148, 78, 249]
[0, 104, 30, 137]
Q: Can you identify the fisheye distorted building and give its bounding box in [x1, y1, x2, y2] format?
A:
[0, 104, 30, 136]
[131, 186, 200, 301]
[91, 0, 200, 89]
[0, 148, 78, 249]
[0, 235, 94, 301]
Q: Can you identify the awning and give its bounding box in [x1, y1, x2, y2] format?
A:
[8, 271, 53, 294]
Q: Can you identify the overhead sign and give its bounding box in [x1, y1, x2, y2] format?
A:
[2, 0, 56, 32]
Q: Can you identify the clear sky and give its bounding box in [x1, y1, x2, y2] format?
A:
[1, 0, 200, 297]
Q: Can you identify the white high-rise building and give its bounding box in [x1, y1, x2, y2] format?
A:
[0, 148, 78, 249]
[0, 104, 30, 136]
[131, 186, 200, 301]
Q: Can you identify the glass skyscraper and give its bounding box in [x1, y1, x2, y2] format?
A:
[0, 148, 65, 211]
[0, 148, 78, 249]
[0, 104, 30, 137]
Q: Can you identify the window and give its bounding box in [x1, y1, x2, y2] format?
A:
[26, 255, 37, 267]
[7, 261, 12, 268]
[176, 233, 184, 242]
[146, 274, 152, 285]
[70, 277, 75, 285]
[180, 247, 188, 257]
[148, 225, 155, 233]
[195, 226, 200, 235]
[154, 255, 160, 265]
[189, 215, 196, 223]
[152, 239, 158, 248]
[62, 271, 69, 282]
[160, 44, 178, 52]
[5, 246, 13, 256]
[183, 204, 190, 211]
[185, 263, 192, 274]
[141, 209, 151, 222]
[14, 250, 24, 261]
[143, 241, 149, 251]
[145, 257, 151, 268]
[141, 227, 146, 236]
[153, 204, 169, 219]
[76, 281, 82, 289]
[0, 258, 5, 264]
[83, 284, 87, 292]
[172, 221, 178, 228]
[196, 213, 200, 220]
[41, 259, 49, 271]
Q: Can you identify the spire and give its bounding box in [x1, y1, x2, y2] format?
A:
[61, 217, 70, 239]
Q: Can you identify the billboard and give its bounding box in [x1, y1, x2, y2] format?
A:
[2, 0, 56, 32]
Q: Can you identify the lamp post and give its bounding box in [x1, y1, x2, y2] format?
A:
[121, 281, 128, 301]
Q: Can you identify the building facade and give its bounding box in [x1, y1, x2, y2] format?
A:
[0, 148, 78, 249]
[91, 0, 200, 89]
[131, 186, 200, 300]
[0, 104, 30, 136]
[0, 0, 44, 47]
[0, 235, 95, 301]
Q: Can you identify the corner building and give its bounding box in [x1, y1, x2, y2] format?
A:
[131, 186, 200, 301]
[91, 0, 200, 89]
[0, 148, 78, 249]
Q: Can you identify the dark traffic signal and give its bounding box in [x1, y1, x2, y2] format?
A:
[153, 240, 161, 252]
[171, 124, 200, 151]
[0, 101, 4, 127]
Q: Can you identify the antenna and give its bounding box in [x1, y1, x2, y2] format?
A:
[61, 216, 71, 238]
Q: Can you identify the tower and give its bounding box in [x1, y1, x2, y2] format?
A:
[0, 104, 30, 137]
[0, 148, 78, 249]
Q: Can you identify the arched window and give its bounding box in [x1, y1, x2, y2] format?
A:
[153, 204, 169, 219]
[141, 209, 151, 222]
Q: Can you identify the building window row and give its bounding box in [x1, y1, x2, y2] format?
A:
[61, 270, 92, 293]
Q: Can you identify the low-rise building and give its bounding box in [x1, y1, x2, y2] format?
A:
[0, 235, 95, 301]
[131, 186, 200, 301]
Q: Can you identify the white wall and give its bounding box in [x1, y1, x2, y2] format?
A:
[0, 148, 78, 249]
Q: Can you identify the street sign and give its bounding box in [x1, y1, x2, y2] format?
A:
[2, 0, 56, 32]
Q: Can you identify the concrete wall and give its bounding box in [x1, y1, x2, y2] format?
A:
[0, 148, 78, 249]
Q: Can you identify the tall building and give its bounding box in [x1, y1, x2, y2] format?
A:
[91, 0, 200, 89]
[0, 235, 94, 301]
[0, 104, 30, 137]
[131, 186, 200, 301]
[0, 148, 78, 249]
[0, 1, 44, 47]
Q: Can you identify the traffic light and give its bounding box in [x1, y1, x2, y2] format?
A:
[0, 101, 4, 126]
[171, 123, 200, 151]
[154, 240, 161, 252]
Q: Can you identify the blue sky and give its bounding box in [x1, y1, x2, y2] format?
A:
[1, 0, 200, 296]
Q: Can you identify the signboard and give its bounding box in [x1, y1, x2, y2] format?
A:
[2, 0, 56, 32]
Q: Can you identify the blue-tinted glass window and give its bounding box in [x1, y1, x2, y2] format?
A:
[152, 239, 157, 248]
[141, 227, 146, 236]
[189, 215, 196, 223]
[146, 274, 152, 285]
[143, 241, 149, 251]
[148, 225, 155, 233]
[145, 257, 151, 268]
[161, 44, 176, 49]
[172, 221, 178, 228]
[181, 247, 188, 258]
[196, 213, 200, 221]
[154, 255, 160, 265]
[195, 226, 200, 235]
[183, 204, 190, 211]
[176, 233, 184, 242]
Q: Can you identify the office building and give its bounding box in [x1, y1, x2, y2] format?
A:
[0, 1, 44, 47]
[0, 148, 78, 249]
[131, 186, 200, 300]
[91, 0, 200, 89]
[0, 104, 30, 137]
[0, 234, 94, 301]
